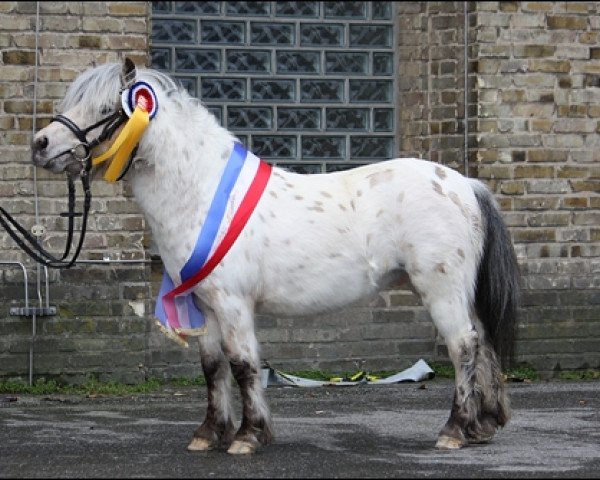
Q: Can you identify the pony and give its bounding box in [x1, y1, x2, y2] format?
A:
[31, 58, 520, 455]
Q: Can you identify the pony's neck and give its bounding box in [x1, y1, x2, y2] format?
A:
[125, 106, 237, 266]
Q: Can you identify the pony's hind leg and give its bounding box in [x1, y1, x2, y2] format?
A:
[412, 270, 509, 450]
[218, 300, 273, 455]
[428, 180, 518, 449]
[187, 308, 236, 452]
[431, 306, 509, 449]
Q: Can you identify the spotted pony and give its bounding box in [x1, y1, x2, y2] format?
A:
[32, 58, 520, 454]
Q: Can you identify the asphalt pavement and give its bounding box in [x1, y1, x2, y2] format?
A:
[1, 378, 599, 478]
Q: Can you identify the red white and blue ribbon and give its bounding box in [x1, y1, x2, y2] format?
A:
[154, 142, 272, 346]
[121, 81, 158, 119]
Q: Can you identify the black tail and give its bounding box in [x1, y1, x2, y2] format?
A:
[472, 183, 520, 369]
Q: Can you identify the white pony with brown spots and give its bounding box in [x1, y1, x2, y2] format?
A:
[32, 58, 520, 454]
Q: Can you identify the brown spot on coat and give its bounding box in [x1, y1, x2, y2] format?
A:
[320, 191, 332, 198]
[432, 180, 444, 196]
[448, 191, 461, 208]
[338, 203, 347, 211]
[269, 191, 278, 198]
[367, 169, 394, 188]
[435, 166, 447, 180]
[308, 206, 324, 212]
[295, 195, 304, 201]
[435, 263, 446, 274]
[457, 248, 465, 260]
[449, 192, 470, 220]
[285, 182, 294, 189]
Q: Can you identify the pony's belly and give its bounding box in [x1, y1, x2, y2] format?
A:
[256, 292, 369, 317]
[256, 268, 381, 317]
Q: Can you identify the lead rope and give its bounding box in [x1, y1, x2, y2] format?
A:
[1, 79, 147, 269]
[0, 164, 92, 269]
[0, 108, 128, 269]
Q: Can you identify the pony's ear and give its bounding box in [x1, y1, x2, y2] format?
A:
[121, 57, 137, 89]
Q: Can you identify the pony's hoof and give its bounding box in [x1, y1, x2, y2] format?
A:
[435, 435, 466, 450]
[227, 439, 258, 455]
[187, 437, 214, 452]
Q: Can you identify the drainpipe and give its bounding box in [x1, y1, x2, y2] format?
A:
[464, 1, 470, 177]
[32, 1, 43, 387]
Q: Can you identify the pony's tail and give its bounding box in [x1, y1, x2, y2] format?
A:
[471, 181, 520, 370]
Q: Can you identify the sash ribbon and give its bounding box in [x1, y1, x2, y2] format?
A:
[155, 143, 272, 346]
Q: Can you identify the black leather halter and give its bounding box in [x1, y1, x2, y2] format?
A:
[0, 109, 128, 269]
[51, 109, 127, 166]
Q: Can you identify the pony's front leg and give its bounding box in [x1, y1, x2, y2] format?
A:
[187, 307, 236, 452]
[218, 301, 273, 455]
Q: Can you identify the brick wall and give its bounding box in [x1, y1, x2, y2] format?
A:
[474, 1, 600, 373]
[397, 1, 472, 174]
[0, 1, 201, 383]
[2, 1, 599, 383]
[398, 1, 600, 375]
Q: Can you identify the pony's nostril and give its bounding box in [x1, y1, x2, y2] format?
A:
[35, 136, 48, 151]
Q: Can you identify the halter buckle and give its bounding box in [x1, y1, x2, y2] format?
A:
[71, 142, 90, 160]
[68, 142, 92, 178]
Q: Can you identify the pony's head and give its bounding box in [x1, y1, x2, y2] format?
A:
[32, 57, 184, 180]
[32, 58, 132, 176]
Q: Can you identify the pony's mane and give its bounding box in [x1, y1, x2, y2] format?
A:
[59, 63, 196, 117]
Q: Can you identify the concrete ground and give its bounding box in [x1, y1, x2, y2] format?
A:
[0, 378, 599, 478]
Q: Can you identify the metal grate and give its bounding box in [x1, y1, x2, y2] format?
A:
[150, 1, 397, 173]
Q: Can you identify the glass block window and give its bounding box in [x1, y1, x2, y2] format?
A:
[151, 1, 397, 172]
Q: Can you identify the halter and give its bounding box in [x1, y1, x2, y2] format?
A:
[52, 109, 128, 175]
[0, 70, 158, 268]
[0, 107, 129, 269]
[0, 79, 156, 269]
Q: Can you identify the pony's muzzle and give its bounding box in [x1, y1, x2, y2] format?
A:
[33, 135, 48, 152]
[31, 133, 50, 168]
[31, 132, 79, 174]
